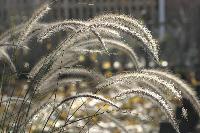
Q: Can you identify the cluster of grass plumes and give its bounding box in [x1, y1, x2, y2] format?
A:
[0, 0, 200, 132]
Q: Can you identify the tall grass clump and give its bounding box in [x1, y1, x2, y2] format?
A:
[0, 1, 199, 133]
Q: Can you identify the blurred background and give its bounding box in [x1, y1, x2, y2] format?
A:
[0, 0, 200, 132]
[1, 0, 200, 78]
